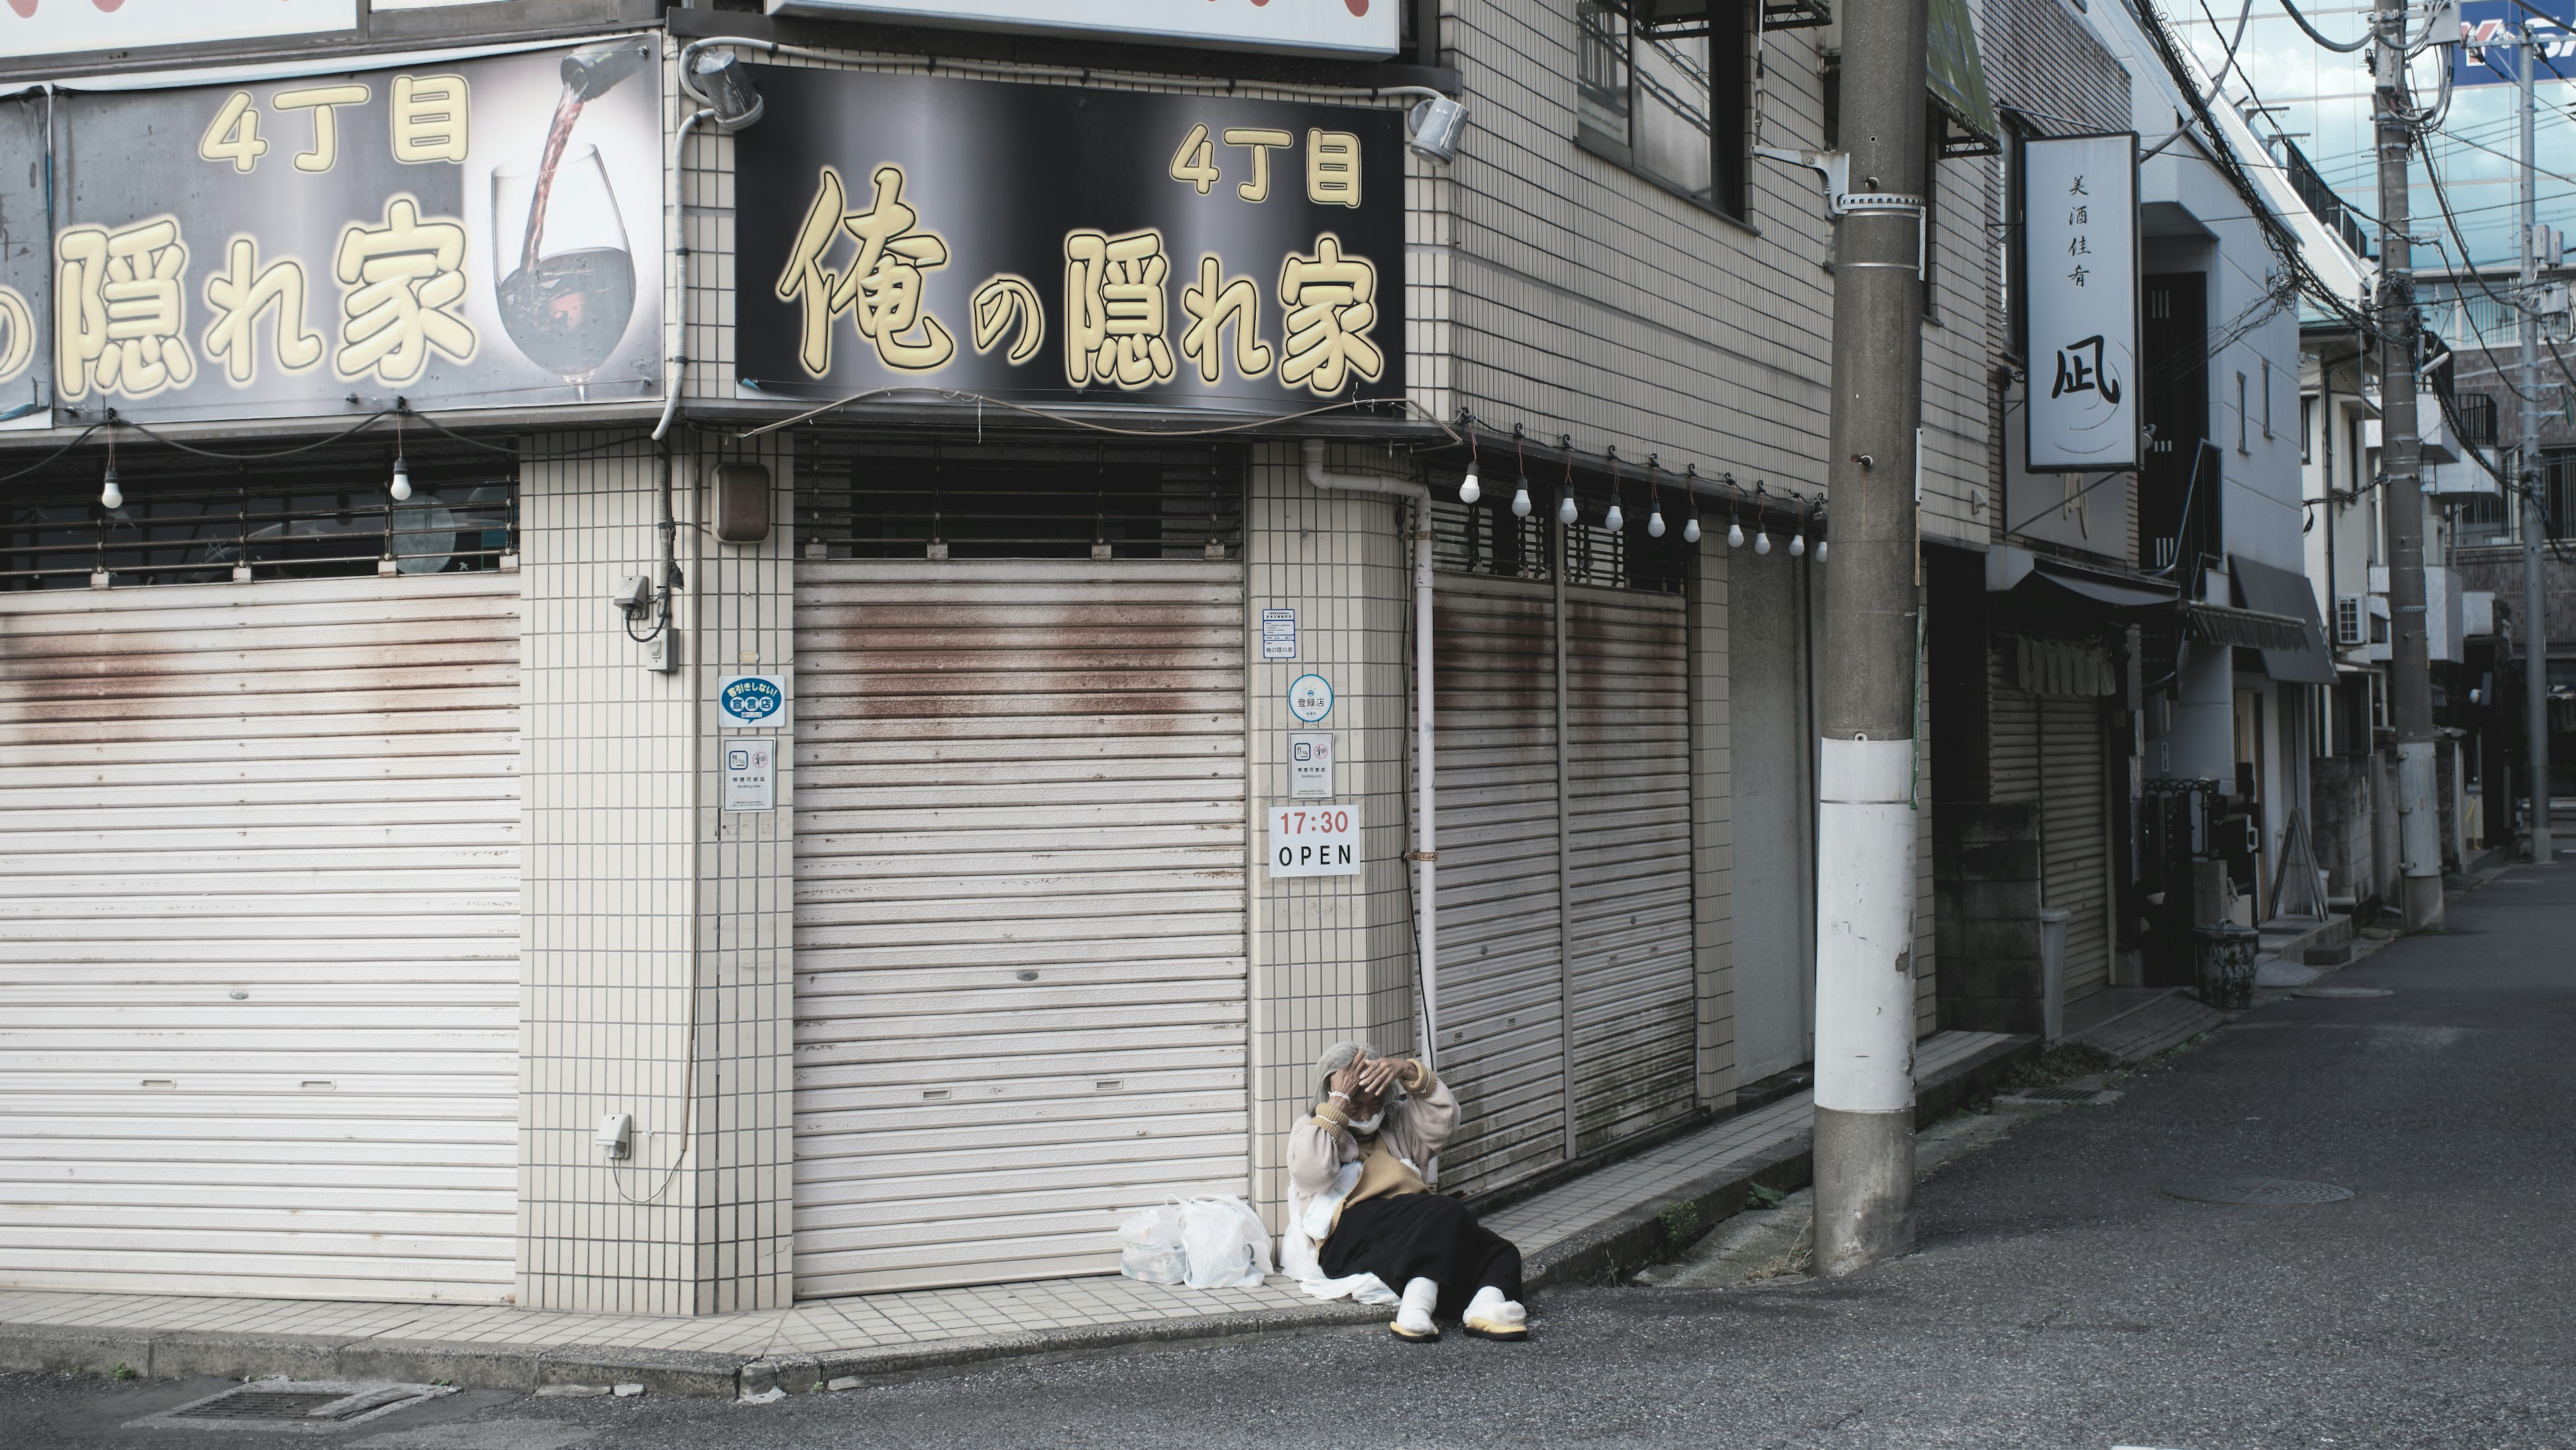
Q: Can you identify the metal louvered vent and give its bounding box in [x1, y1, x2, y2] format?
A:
[796, 435, 1242, 561]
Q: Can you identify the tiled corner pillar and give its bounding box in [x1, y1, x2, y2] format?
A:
[517, 433, 796, 1316]
[1243, 440, 1419, 1225]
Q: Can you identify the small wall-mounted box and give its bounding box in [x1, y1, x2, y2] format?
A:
[710, 463, 773, 544]
[597, 1112, 633, 1159]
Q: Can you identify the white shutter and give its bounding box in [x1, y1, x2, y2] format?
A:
[1564, 587, 1695, 1152]
[2039, 696, 2111, 1003]
[0, 574, 521, 1303]
[1426, 575, 1564, 1194]
[792, 560, 1249, 1297]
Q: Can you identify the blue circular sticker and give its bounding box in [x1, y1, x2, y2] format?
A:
[1288, 674, 1334, 724]
[719, 676, 784, 725]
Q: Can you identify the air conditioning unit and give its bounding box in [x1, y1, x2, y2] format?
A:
[2335, 594, 2366, 647]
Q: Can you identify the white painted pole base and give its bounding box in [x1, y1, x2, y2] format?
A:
[1812, 736, 1919, 1275]
[2396, 739, 2445, 932]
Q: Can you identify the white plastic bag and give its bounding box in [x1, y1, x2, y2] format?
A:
[1177, 1195, 1273, 1289]
[1116, 1202, 1188, 1285]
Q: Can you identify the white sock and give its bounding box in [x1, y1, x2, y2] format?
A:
[1396, 1276, 1439, 1334]
[1466, 1285, 1526, 1325]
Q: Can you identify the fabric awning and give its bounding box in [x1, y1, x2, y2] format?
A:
[2182, 603, 2310, 654]
[1987, 547, 2180, 609]
[2226, 554, 2341, 686]
[2032, 562, 2178, 609]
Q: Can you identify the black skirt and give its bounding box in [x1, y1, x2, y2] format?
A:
[1318, 1192, 1523, 1316]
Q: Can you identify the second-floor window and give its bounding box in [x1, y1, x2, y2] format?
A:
[1576, 0, 1752, 219]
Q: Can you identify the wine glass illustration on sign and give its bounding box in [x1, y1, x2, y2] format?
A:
[490, 40, 651, 400]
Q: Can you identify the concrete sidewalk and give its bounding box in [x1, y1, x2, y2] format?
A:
[0, 1032, 2030, 1400]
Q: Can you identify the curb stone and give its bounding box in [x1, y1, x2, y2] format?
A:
[1523, 1031, 2037, 1290]
[0, 1035, 2035, 1400]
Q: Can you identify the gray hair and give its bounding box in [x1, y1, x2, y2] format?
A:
[1313, 1040, 1379, 1106]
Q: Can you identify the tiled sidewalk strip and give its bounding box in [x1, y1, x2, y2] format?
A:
[0, 1031, 2033, 1400]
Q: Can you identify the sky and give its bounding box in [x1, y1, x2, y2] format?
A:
[2173, 0, 2575, 274]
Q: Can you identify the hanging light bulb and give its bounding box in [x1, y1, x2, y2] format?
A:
[1727, 517, 1745, 550]
[1682, 511, 1700, 544]
[1511, 474, 1532, 517]
[1754, 527, 1772, 555]
[1556, 490, 1579, 527]
[1459, 458, 1482, 505]
[1647, 499, 1666, 537]
[1816, 537, 1829, 562]
[99, 462, 122, 511]
[389, 407, 412, 501]
[1604, 497, 1625, 531]
[1790, 529, 1806, 558]
[1681, 465, 1701, 542]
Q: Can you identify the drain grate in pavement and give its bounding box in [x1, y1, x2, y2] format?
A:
[2161, 1176, 2353, 1205]
[132, 1381, 451, 1433]
[172, 1390, 355, 1420]
[2295, 986, 2393, 998]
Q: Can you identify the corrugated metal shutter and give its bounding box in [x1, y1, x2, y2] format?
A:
[0, 574, 521, 1303]
[792, 560, 1249, 1297]
[2040, 696, 2110, 1002]
[1565, 587, 1695, 1153]
[1426, 575, 1562, 1194]
[1991, 642, 2040, 801]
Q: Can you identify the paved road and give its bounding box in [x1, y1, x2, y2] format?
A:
[9, 863, 2573, 1449]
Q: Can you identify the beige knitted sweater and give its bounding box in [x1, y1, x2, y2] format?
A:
[1279, 1061, 1460, 1281]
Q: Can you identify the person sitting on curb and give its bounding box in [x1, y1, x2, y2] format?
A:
[1284, 1040, 1529, 1343]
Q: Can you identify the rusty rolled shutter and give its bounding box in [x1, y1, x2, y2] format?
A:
[1564, 586, 1695, 1153]
[791, 559, 1250, 1296]
[1424, 574, 1565, 1195]
[0, 574, 522, 1302]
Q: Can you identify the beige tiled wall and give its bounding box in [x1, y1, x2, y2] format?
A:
[1243, 442, 1420, 1225]
[517, 434, 795, 1316]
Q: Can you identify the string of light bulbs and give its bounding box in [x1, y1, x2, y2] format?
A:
[1447, 411, 1824, 558]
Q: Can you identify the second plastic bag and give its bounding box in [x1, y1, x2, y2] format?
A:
[1116, 1202, 1188, 1285]
[1177, 1195, 1274, 1289]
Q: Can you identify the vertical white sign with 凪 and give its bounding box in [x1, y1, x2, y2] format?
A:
[723, 737, 776, 813]
[2021, 133, 2140, 472]
[1289, 731, 1334, 798]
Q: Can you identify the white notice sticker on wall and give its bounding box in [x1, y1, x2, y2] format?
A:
[1261, 608, 1297, 661]
[1289, 731, 1334, 798]
[1268, 804, 1359, 878]
[722, 737, 777, 813]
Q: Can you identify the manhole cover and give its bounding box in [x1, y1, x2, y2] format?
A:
[2161, 1176, 2353, 1205]
[1997, 1086, 2118, 1104]
[2296, 986, 2393, 998]
[131, 1381, 449, 1433]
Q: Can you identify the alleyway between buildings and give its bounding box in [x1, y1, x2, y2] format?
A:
[10, 860, 2571, 1450]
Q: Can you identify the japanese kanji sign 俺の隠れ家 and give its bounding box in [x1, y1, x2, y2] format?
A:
[732, 67, 1407, 415]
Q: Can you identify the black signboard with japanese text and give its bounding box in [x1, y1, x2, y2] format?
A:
[731, 66, 1407, 413]
[28, 38, 663, 425]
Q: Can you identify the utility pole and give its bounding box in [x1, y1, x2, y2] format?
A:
[2375, 3, 2444, 931]
[2520, 23, 2555, 864]
[1810, 0, 1926, 1275]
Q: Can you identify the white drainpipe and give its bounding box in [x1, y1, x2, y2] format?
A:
[1301, 439, 1439, 1073]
